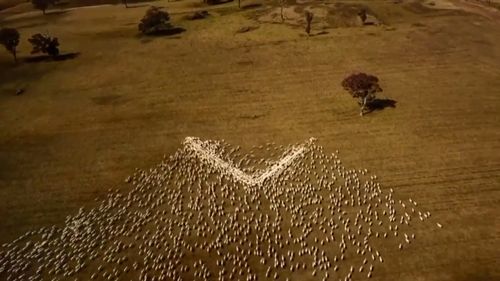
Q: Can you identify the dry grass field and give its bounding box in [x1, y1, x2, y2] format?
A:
[0, 0, 499, 280]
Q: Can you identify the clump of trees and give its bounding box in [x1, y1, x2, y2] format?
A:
[31, 0, 59, 15]
[138, 6, 173, 35]
[304, 11, 313, 36]
[0, 28, 20, 63]
[28, 33, 60, 57]
[341, 72, 383, 116]
[0, 29, 65, 63]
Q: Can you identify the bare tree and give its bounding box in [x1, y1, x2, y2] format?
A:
[341, 72, 383, 116]
[305, 11, 313, 36]
[0, 28, 20, 63]
[31, 0, 58, 15]
[278, 0, 286, 22]
[358, 9, 367, 25]
[28, 33, 60, 57]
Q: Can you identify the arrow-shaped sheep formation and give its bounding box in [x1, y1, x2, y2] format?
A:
[0, 137, 443, 281]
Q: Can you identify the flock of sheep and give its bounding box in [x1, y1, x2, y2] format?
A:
[0, 137, 441, 281]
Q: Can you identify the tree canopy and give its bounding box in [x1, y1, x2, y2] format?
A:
[28, 33, 60, 57]
[0, 28, 20, 62]
[138, 6, 172, 35]
[341, 72, 383, 115]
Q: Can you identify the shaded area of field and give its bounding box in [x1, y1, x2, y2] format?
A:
[0, 0, 159, 18]
[0, 0, 499, 280]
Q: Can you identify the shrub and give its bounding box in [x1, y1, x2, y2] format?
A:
[0, 28, 20, 63]
[28, 33, 60, 57]
[341, 72, 383, 116]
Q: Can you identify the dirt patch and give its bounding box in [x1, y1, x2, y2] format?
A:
[235, 25, 259, 33]
[255, 2, 380, 28]
[257, 6, 303, 25]
[421, 0, 462, 10]
[451, 0, 500, 22]
[327, 2, 370, 27]
[404, 0, 442, 13]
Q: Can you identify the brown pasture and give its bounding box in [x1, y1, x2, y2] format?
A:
[0, 0, 499, 280]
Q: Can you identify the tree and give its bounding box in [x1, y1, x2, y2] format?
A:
[341, 72, 383, 116]
[305, 11, 313, 36]
[278, 0, 286, 22]
[122, 0, 128, 8]
[31, 0, 58, 15]
[28, 33, 60, 57]
[138, 6, 173, 35]
[0, 28, 20, 63]
[358, 9, 367, 25]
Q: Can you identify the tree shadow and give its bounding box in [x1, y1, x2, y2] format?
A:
[241, 3, 263, 9]
[184, 10, 210, 20]
[310, 31, 329, 37]
[54, 52, 80, 61]
[206, 0, 234, 5]
[140, 36, 182, 43]
[365, 98, 397, 113]
[125, 4, 150, 9]
[235, 25, 259, 34]
[16, 22, 47, 29]
[140, 27, 186, 37]
[24, 52, 80, 63]
[45, 10, 69, 16]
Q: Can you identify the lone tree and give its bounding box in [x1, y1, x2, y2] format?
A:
[341, 72, 383, 116]
[278, 0, 286, 22]
[358, 9, 367, 25]
[31, 0, 58, 15]
[304, 11, 313, 36]
[138, 6, 173, 35]
[0, 28, 20, 63]
[28, 33, 60, 57]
